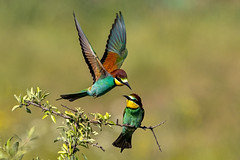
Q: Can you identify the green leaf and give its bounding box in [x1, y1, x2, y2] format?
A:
[51, 106, 57, 109]
[56, 126, 65, 129]
[27, 89, 31, 98]
[97, 113, 104, 119]
[42, 92, 49, 99]
[31, 87, 34, 94]
[82, 153, 88, 160]
[12, 105, 20, 111]
[42, 114, 48, 120]
[65, 111, 75, 117]
[6, 137, 13, 152]
[11, 141, 19, 156]
[58, 150, 66, 154]
[25, 107, 31, 114]
[51, 115, 56, 123]
[104, 112, 110, 119]
[45, 111, 51, 115]
[62, 144, 68, 151]
[37, 87, 40, 93]
[14, 94, 20, 103]
[92, 131, 98, 135]
[28, 127, 35, 138]
[87, 139, 95, 143]
[107, 121, 115, 125]
[22, 95, 28, 103]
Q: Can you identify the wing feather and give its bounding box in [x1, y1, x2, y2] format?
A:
[73, 13, 108, 83]
[101, 11, 128, 73]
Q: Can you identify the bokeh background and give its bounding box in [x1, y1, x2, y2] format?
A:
[1, 0, 240, 159]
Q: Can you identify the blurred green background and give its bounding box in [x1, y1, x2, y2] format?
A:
[1, 0, 240, 159]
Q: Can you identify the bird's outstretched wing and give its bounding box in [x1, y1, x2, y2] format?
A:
[73, 13, 108, 83]
[101, 11, 128, 73]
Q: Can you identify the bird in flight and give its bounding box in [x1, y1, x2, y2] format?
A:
[59, 12, 131, 101]
[112, 93, 144, 152]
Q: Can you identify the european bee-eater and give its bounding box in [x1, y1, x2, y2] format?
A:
[113, 93, 144, 152]
[59, 12, 131, 101]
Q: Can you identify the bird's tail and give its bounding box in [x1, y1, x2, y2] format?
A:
[112, 133, 132, 153]
[58, 89, 88, 102]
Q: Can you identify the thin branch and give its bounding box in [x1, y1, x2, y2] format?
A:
[25, 100, 71, 119]
[140, 120, 167, 130]
[61, 104, 77, 113]
[150, 127, 162, 151]
[113, 119, 166, 152]
[91, 143, 105, 152]
[140, 120, 166, 152]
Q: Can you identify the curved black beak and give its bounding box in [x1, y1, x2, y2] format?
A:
[124, 82, 132, 90]
[123, 95, 130, 100]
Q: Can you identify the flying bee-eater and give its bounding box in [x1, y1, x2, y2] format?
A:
[113, 93, 144, 152]
[59, 12, 131, 101]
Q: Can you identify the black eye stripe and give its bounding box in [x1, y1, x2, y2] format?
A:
[116, 77, 122, 82]
[129, 98, 139, 104]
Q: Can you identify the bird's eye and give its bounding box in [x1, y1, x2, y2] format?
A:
[116, 77, 122, 82]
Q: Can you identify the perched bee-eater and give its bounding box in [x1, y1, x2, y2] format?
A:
[113, 93, 144, 152]
[59, 12, 131, 101]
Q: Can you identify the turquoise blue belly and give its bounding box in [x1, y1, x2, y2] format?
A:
[88, 76, 115, 97]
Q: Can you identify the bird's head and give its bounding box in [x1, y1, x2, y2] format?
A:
[112, 69, 131, 89]
[123, 93, 143, 109]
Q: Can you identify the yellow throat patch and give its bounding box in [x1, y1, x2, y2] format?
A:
[126, 100, 139, 109]
[114, 78, 124, 86]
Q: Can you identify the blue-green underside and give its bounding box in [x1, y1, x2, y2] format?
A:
[87, 76, 115, 97]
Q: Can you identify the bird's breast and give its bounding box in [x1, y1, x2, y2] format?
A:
[89, 76, 115, 97]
